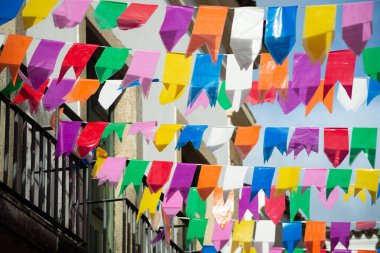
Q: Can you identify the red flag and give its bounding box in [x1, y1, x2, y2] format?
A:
[76, 122, 108, 157]
[265, 188, 285, 225]
[146, 161, 173, 193]
[324, 128, 349, 168]
[12, 80, 49, 113]
[117, 3, 158, 30]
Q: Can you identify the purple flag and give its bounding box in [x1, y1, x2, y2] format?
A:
[159, 6, 194, 52]
[333, 250, 351, 253]
[28, 39, 65, 90]
[277, 81, 302, 114]
[330, 222, 351, 250]
[166, 163, 197, 201]
[52, 0, 92, 28]
[120, 50, 160, 98]
[239, 186, 259, 221]
[95, 157, 127, 186]
[287, 128, 319, 159]
[291, 52, 321, 105]
[42, 79, 76, 111]
[127, 121, 157, 143]
[342, 2, 374, 55]
[55, 121, 82, 157]
[212, 220, 233, 251]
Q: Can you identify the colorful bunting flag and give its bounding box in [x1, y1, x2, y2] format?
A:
[318, 187, 340, 210]
[91, 147, 108, 177]
[58, 43, 98, 81]
[95, 157, 127, 186]
[302, 5, 337, 64]
[213, 188, 234, 228]
[187, 54, 223, 108]
[186, 218, 208, 248]
[42, 78, 76, 111]
[212, 220, 233, 252]
[0, 0, 23, 26]
[277, 82, 302, 115]
[128, 121, 157, 144]
[305, 80, 334, 116]
[324, 50, 356, 98]
[363, 47, 380, 82]
[330, 222, 351, 251]
[245, 81, 277, 106]
[302, 168, 327, 192]
[276, 167, 301, 195]
[265, 6, 297, 65]
[234, 126, 261, 160]
[217, 80, 233, 110]
[98, 80, 123, 110]
[342, 1, 374, 55]
[230, 7, 264, 69]
[222, 166, 248, 190]
[0, 77, 23, 96]
[13, 80, 49, 113]
[263, 127, 289, 163]
[238, 187, 259, 221]
[355, 169, 380, 202]
[326, 169, 352, 199]
[159, 6, 194, 52]
[95, 47, 129, 83]
[304, 221, 326, 253]
[287, 128, 319, 159]
[251, 167, 275, 199]
[22, 0, 59, 29]
[265, 188, 285, 225]
[55, 121, 82, 157]
[64, 79, 100, 105]
[289, 186, 311, 221]
[324, 128, 349, 168]
[162, 191, 183, 219]
[202, 245, 218, 253]
[186, 6, 228, 63]
[28, 39, 65, 90]
[166, 163, 197, 201]
[120, 50, 160, 97]
[345, 184, 366, 203]
[176, 125, 208, 150]
[93, 0, 128, 30]
[154, 124, 182, 152]
[146, 161, 173, 193]
[205, 127, 234, 152]
[137, 187, 162, 222]
[282, 222, 302, 253]
[101, 123, 127, 142]
[367, 78, 380, 105]
[117, 3, 158, 30]
[119, 159, 149, 196]
[52, 0, 92, 29]
[186, 187, 207, 218]
[255, 220, 276, 253]
[337, 78, 368, 112]
[76, 122, 108, 157]
[231, 220, 255, 253]
[349, 128, 378, 168]
[197, 165, 222, 201]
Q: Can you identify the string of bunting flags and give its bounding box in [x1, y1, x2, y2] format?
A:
[1, 33, 380, 116]
[56, 121, 378, 167]
[91, 151, 380, 251]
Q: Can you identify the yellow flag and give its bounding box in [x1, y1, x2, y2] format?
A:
[232, 220, 255, 253]
[344, 184, 366, 203]
[275, 167, 301, 195]
[159, 53, 192, 105]
[154, 124, 182, 152]
[22, 0, 59, 29]
[137, 187, 162, 222]
[355, 169, 380, 202]
[302, 5, 336, 64]
[91, 147, 108, 177]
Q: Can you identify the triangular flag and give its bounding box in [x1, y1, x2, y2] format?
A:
[282, 222, 302, 253]
[289, 186, 311, 221]
[55, 121, 82, 157]
[205, 127, 234, 152]
[250, 166, 275, 200]
[212, 220, 233, 251]
[355, 169, 380, 202]
[324, 128, 349, 167]
[287, 128, 319, 159]
[22, 0, 59, 29]
[186, 218, 208, 249]
[304, 221, 326, 253]
[154, 124, 182, 152]
[349, 128, 378, 168]
[238, 186, 259, 221]
[197, 165, 222, 201]
[146, 161, 173, 193]
[231, 220, 255, 253]
[117, 3, 158, 30]
[186, 187, 207, 218]
[76, 122, 108, 157]
[95, 47, 129, 83]
[93, 0, 127, 30]
[234, 126, 261, 159]
[52, 0, 92, 29]
[137, 187, 162, 222]
[176, 125, 208, 150]
[64, 79, 100, 105]
[213, 188, 234, 228]
[118, 159, 149, 196]
[265, 188, 285, 225]
[263, 127, 289, 163]
[330, 222, 350, 251]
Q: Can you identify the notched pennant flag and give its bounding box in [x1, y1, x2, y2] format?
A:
[186, 6, 228, 63]
[275, 167, 301, 195]
[265, 6, 298, 65]
[265, 188, 285, 225]
[93, 0, 128, 30]
[176, 125, 208, 150]
[305, 80, 335, 116]
[367, 78, 380, 105]
[326, 169, 352, 200]
[238, 186, 259, 221]
[154, 124, 182, 152]
[287, 128, 319, 159]
[101, 122, 127, 142]
[342, 1, 374, 55]
[186, 187, 207, 218]
[55, 121, 82, 157]
[290, 186, 311, 221]
[95, 157, 127, 186]
[128, 121, 157, 144]
[52, 0, 92, 29]
[22, 0, 59, 29]
[324, 128, 349, 168]
[76, 122, 108, 157]
[277, 82, 302, 115]
[330, 222, 350, 251]
[91, 147, 108, 177]
[186, 218, 208, 249]
[98, 80, 123, 110]
[159, 6, 194, 52]
[146, 161, 173, 193]
[282, 222, 302, 253]
[206, 127, 234, 152]
[337, 78, 368, 112]
[363, 47, 380, 82]
[355, 169, 380, 203]
[231, 220, 255, 253]
[304, 221, 326, 253]
[13, 80, 49, 113]
[234, 126, 261, 160]
[166, 163, 197, 201]
[95, 47, 130, 84]
[213, 188, 234, 228]
[58, 43, 98, 81]
[63, 79, 100, 105]
[212, 220, 233, 252]
[137, 187, 162, 222]
[250, 166, 275, 200]
[349, 128, 378, 168]
[117, 3, 158, 30]
[118, 159, 149, 196]
[197, 165, 222, 201]
[0, 0, 23, 26]
[263, 127, 289, 163]
[42, 78, 76, 111]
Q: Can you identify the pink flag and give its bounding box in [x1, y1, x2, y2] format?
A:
[127, 121, 157, 143]
[95, 157, 127, 186]
[52, 0, 92, 28]
[212, 220, 233, 251]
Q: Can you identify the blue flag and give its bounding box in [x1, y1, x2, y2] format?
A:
[367, 78, 380, 105]
[0, 0, 23, 26]
[282, 222, 302, 253]
[176, 125, 208, 150]
[250, 167, 275, 199]
[264, 6, 298, 65]
[202, 246, 217, 253]
[187, 54, 223, 108]
[263, 127, 289, 163]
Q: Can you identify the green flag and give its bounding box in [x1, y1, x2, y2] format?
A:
[217, 80, 232, 110]
[95, 47, 130, 83]
[186, 218, 208, 249]
[186, 188, 207, 218]
[326, 169, 352, 199]
[286, 248, 304, 253]
[289, 186, 310, 221]
[363, 47, 380, 82]
[93, 0, 128, 30]
[349, 127, 377, 168]
[118, 159, 149, 196]
[1, 77, 23, 96]
[101, 122, 128, 142]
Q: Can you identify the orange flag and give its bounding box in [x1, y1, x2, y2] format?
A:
[0, 34, 33, 84]
[306, 80, 334, 116]
[186, 6, 228, 63]
[64, 79, 100, 105]
[258, 53, 289, 99]
[304, 221, 326, 253]
[234, 126, 261, 159]
[197, 165, 222, 201]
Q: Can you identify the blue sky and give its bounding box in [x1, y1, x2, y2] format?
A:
[245, 1, 380, 221]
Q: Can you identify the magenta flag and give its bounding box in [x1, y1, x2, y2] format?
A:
[55, 121, 82, 157]
[52, 0, 92, 28]
[330, 222, 351, 251]
[212, 220, 233, 251]
[342, 1, 374, 55]
[166, 163, 197, 201]
[291, 52, 321, 105]
[159, 6, 194, 52]
[287, 128, 319, 159]
[42, 79, 76, 111]
[28, 39, 65, 90]
[238, 186, 259, 221]
[277, 82, 302, 115]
